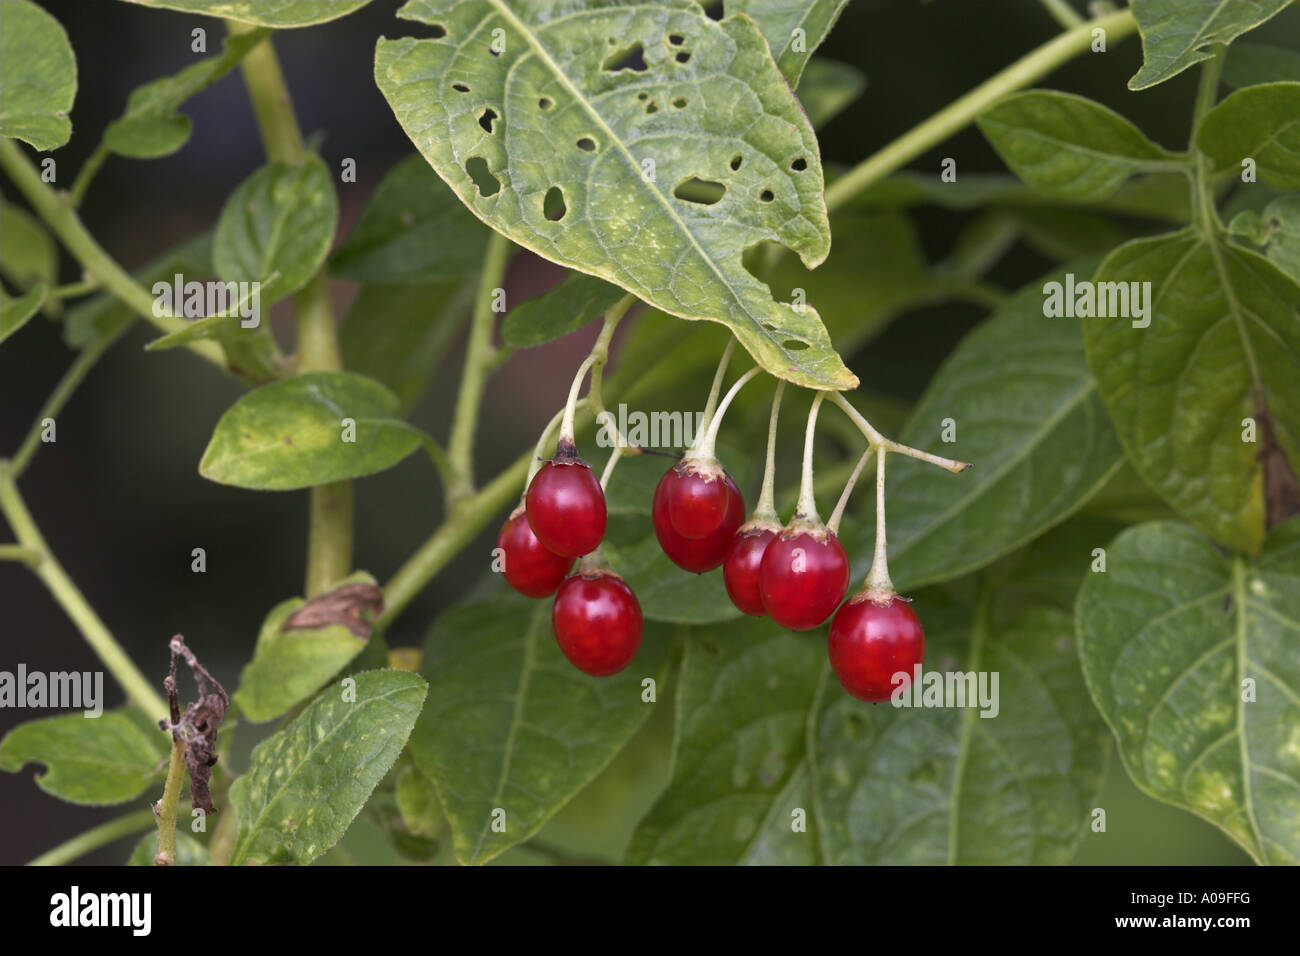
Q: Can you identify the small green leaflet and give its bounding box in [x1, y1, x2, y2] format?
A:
[0, 0, 77, 150]
[1128, 0, 1293, 91]
[1197, 82, 1300, 190]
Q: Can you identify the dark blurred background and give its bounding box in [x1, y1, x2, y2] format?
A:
[4, 0, 1291, 864]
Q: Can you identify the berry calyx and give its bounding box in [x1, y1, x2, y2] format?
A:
[666, 459, 730, 539]
[496, 507, 573, 598]
[758, 517, 849, 630]
[828, 592, 924, 702]
[525, 439, 606, 558]
[722, 517, 780, 616]
[652, 468, 744, 573]
[551, 567, 643, 676]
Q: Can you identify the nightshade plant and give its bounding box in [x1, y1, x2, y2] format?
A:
[1, 0, 1298, 867]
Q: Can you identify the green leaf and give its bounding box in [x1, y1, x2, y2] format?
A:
[375, 0, 855, 391]
[0, 282, 46, 343]
[0, 0, 76, 150]
[103, 29, 269, 159]
[229, 670, 426, 865]
[978, 91, 1180, 201]
[726, 0, 848, 87]
[122, 0, 372, 28]
[340, 280, 472, 411]
[234, 573, 379, 723]
[0, 195, 57, 290]
[796, 57, 865, 130]
[1223, 41, 1300, 89]
[331, 154, 488, 283]
[629, 563, 1109, 864]
[842, 262, 1125, 591]
[501, 271, 626, 348]
[128, 831, 212, 866]
[1128, 0, 1293, 90]
[213, 154, 338, 300]
[396, 763, 444, 838]
[601, 514, 742, 624]
[1255, 194, 1300, 283]
[408, 595, 670, 865]
[199, 371, 425, 491]
[0, 709, 167, 805]
[1084, 228, 1300, 555]
[1197, 82, 1300, 190]
[1076, 519, 1300, 864]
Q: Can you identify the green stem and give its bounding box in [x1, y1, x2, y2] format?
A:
[795, 392, 826, 521]
[232, 21, 304, 164]
[1038, 0, 1084, 30]
[688, 366, 762, 461]
[699, 338, 735, 431]
[585, 294, 637, 426]
[11, 319, 130, 477]
[0, 544, 42, 566]
[827, 444, 875, 536]
[753, 380, 785, 520]
[68, 144, 109, 208]
[50, 277, 100, 300]
[0, 138, 226, 370]
[823, 8, 1137, 211]
[0, 462, 168, 720]
[448, 231, 511, 493]
[828, 391, 970, 473]
[27, 808, 156, 866]
[862, 449, 895, 596]
[154, 737, 186, 865]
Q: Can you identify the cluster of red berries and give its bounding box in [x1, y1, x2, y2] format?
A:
[498, 437, 924, 703]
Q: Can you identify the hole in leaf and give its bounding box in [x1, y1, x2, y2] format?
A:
[538, 97, 553, 111]
[790, 156, 807, 171]
[702, 0, 723, 20]
[465, 157, 500, 197]
[759, 189, 775, 202]
[729, 154, 743, 171]
[645, 100, 659, 114]
[543, 186, 567, 221]
[429, 23, 447, 38]
[675, 51, 691, 64]
[668, 34, 685, 46]
[576, 137, 597, 152]
[478, 108, 498, 133]
[672, 97, 687, 109]
[674, 177, 726, 205]
[762, 322, 778, 331]
[452, 82, 470, 93]
[602, 41, 648, 72]
[783, 340, 809, 351]
[637, 92, 649, 100]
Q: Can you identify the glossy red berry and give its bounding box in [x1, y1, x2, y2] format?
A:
[525, 454, 606, 558]
[665, 462, 730, 539]
[828, 595, 925, 702]
[652, 469, 744, 573]
[497, 508, 574, 598]
[759, 523, 849, 630]
[722, 520, 779, 616]
[552, 570, 643, 676]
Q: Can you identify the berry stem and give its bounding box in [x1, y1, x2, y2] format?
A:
[699, 338, 736, 433]
[828, 391, 971, 474]
[599, 446, 625, 491]
[862, 448, 895, 597]
[827, 444, 876, 535]
[569, 294, 640, 452]
[688, 366, 763, 461]
[559, 354, 598, 445]
[754, 380, 786, 520]
[528, 400, 585, 490]
[795, 391, 827, 522]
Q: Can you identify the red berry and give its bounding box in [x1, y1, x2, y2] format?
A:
[722, 520, 779, 616]
[652, 469, 744, 573]
[759, 524, 849, 630]
[552, 570, 643, 676]
[828, 595, 925, 702]
[525, 456, 606, 558]
[497, 508, 573, 598]
[665, 461, 730, 539]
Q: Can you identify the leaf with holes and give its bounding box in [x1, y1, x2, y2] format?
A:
[501, 270, 626, 347]
[1197, 82, 1300, 190]
[213, 154, 338, 301]
[331, 154, 489, 283]
[0, 0, 77, 150]
[726, 0, 848, 88]
[978, 91, 1182, 201]
[229, 670, 427, 865]
[1076, 519, 1300, 864]
[0, 709, 167, 806]
[841, 262, 1125, 591]
[407, 595, 671, 865]
[199, 371, 425, 490]
[374, 0, 853, 390]
[1084, 229, 1300, 555]
[122, 0, 373, 28]
[1127, 0, 1293, 91]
